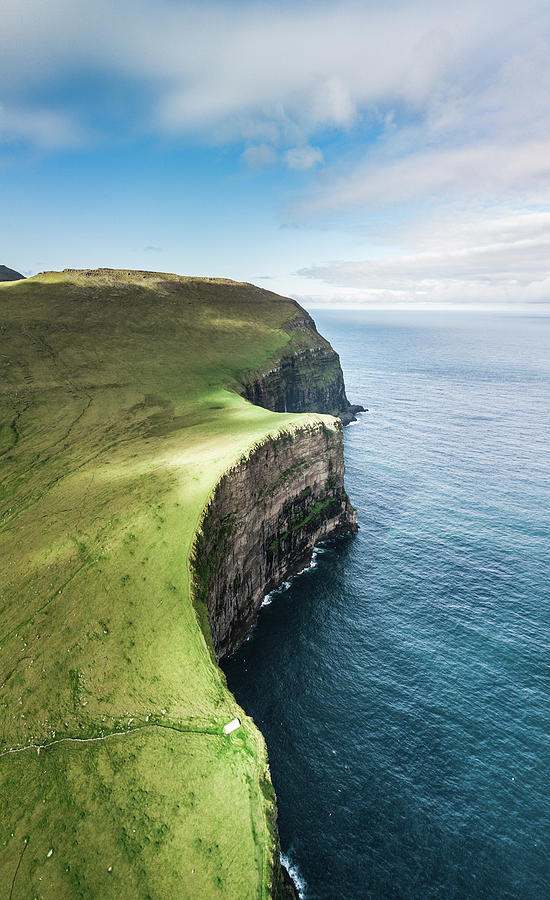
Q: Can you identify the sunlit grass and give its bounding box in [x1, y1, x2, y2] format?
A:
[0, 269, 326, 897]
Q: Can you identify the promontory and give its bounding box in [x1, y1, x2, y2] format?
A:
[0, 268, 359, 898]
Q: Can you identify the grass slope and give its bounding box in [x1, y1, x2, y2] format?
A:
[0, 269, 328, 899]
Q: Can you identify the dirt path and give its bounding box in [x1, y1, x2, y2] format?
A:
[0, 720, 223, 759]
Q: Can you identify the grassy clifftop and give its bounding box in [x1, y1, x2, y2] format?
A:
[0, 269, 331, 899]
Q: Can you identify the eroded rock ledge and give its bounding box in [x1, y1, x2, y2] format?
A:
[191, 418, 357, 660]
[240, 304, 365, 425]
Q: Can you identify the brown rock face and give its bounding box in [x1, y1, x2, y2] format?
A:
[191, 419, 357, 659]
[240, 306, 365, 425]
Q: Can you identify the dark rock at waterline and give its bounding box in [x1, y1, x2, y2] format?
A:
[339, 403, 366, 425]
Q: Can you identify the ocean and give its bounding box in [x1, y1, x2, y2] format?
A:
[222, 311, 550, 899]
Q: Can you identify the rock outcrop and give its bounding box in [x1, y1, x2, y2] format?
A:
[0, 265, 24, 281]
[240, 304, 364, 425]
[191, 419, 357, 660]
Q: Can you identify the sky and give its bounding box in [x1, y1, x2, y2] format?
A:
[2, 0, 550, 310]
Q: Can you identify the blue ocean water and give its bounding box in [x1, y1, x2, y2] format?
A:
[223, 311, 550, 900]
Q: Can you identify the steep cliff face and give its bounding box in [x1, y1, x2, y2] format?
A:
[191, 418, 357, 897]
[0, 269, 357, 900]
[188, 295, 361, 898]
[240, 304, 364, 425]
[191, 419, 357, 660]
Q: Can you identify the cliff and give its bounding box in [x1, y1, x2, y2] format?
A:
[192, 419, 357, 660]
[240, 302, 364, 425]
[0, 269, 359, 900]
[191, 418, 356, 898]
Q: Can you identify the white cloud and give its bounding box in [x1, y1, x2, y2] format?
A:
[284, 146, 323, 171]
[1, 0, 548, 156]
[297, 210, 550, 306]
[2, 0, 550, 309]
[241, 143, 278, 168]
[0, 104, 83, 149]
[297, 32, 550, 215]
[304, 139, 550, 212]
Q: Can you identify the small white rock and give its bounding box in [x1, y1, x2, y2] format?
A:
[47, 848, 53, 858]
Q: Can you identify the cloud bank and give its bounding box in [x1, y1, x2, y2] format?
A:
[2, 1, 548, 155]
[297, 211, 550, 306]
[2, 0, 550, 306]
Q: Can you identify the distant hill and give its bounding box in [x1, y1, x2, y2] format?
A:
[0, 265, 24, 281]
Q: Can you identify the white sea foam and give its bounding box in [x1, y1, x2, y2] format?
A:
[259, 547, 322, 609]
[280, 853, 306, 899]
[294, 553, 318, 578]
[261, 580, 292, 607]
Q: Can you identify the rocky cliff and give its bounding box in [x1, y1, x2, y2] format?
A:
[191, 417, 357, 898]
[188, 292, 364, 897]
[0, 269, 358, 900]
[191, 419, 357, 660]
[240, 303, 364, 425]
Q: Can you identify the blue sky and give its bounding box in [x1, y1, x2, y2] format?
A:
[3, 0, 550, 309]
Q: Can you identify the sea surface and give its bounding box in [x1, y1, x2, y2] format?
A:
[223, 311, 550, 899]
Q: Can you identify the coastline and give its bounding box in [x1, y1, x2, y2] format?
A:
[0, 269, 360, 898]
[189, 416, 357, 895]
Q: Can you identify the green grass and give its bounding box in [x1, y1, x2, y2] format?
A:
[0, 269, 331, 899]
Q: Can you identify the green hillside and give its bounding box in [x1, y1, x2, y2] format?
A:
[0, 269, 328, 899]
